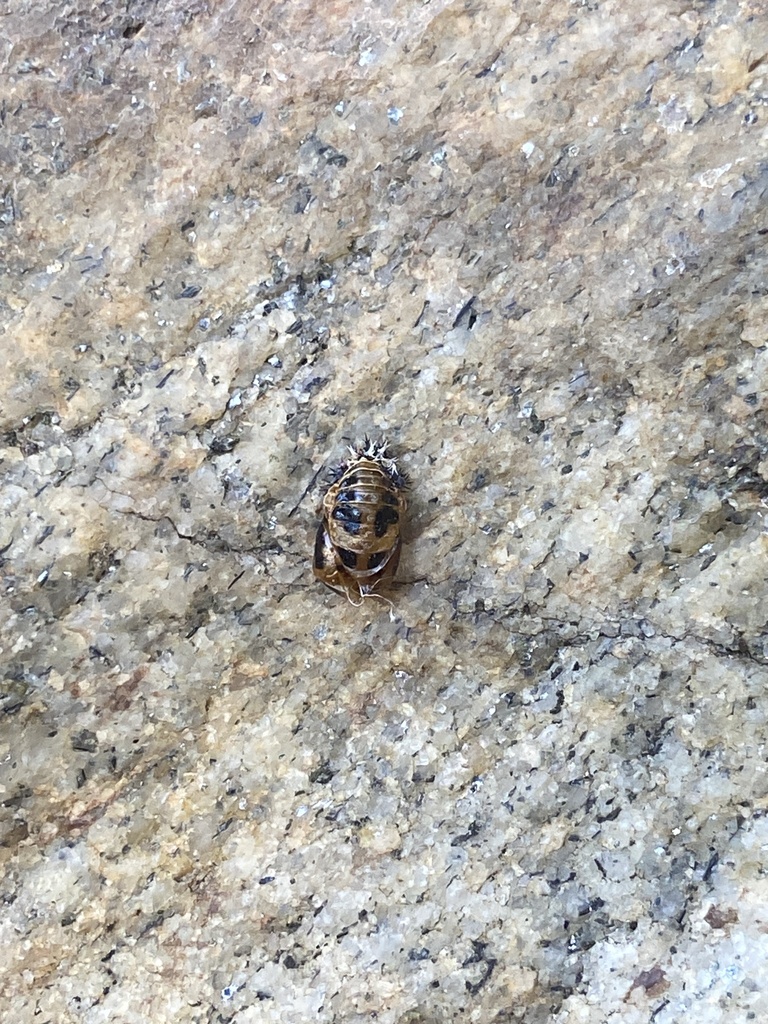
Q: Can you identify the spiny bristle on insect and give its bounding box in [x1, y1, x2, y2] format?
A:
[346, 435, 390, 460]
[342, 436, 408, 489]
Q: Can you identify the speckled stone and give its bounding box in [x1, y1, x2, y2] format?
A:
[2, 0, 768, 1022]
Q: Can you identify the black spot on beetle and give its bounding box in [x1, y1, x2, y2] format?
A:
[367, 551, 387, 570]
[314, 528, 329, 568]
[332, 504, 362, 535]
[337, 547, 358, 569]
[334, 504, 362, 521]
[374, 507, 399, 537]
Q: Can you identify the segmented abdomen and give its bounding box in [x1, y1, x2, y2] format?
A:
[324, 462, 403, 554]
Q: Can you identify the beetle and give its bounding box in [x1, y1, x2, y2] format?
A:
[313, 438, 407, 604]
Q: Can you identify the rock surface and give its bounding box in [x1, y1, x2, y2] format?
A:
[2, 0, 767, 1021]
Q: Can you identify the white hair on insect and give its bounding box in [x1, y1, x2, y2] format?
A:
[346, 437, 401, 478]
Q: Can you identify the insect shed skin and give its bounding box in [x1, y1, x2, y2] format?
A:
[313, 438, 408, 604]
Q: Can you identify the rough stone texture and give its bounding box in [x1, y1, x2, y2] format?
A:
[1, 0, 767, 1021]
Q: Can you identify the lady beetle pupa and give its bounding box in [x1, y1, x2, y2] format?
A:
[313, 438, 407, 605]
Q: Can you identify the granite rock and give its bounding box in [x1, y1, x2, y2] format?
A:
[1, 0, 768, 1021]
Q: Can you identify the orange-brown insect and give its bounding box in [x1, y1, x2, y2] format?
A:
[313, 438, 407, 605]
